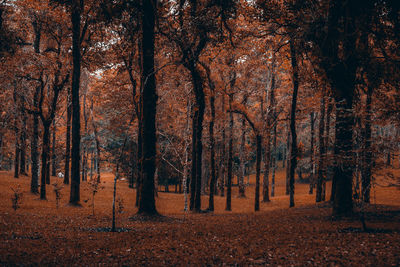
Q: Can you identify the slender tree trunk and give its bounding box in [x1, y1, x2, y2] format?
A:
[51, 119, 56, 177]
[14, 136, 19, 179]
[137, 0, 157, 215]
[289, 40, 299, 208]
[208, 91, 216, 210]
[309, 112, 315, 194]
[31, 23, 40, 192]
[271, 122, 277, 197]
[316, 95, 326, 202]
[190, 113, 197, 210]
[219, 95, 226, 197]
[361, 85, 373, 203]
[238, 117, 246, 198]
[64, 89, 71, 184]
[19, 103, 27, 175]
[226, 94, 233, 211]
[262, 131, 271, 202]
[0, 134, 3, 170]
[285, 123, 290, 195]
[255, 135, 262, 211]
[69, 0, 82, 205]
[40, 123, 50, 199]
[323, 98, 333, 201]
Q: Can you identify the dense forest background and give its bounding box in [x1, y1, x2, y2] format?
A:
[0, 0, 399, 218]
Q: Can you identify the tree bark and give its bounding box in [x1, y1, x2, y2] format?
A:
[271, 122, 277, 197]
[69, 0, 82, 205]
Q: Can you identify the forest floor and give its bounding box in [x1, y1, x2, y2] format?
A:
[0, 166, 399, 266]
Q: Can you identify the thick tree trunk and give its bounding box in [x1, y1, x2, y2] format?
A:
[40, 124, 50, 199]
[69, 0, 82, 205]
[309, 112, 315, 194]
[289, 40, 299, 208]
[226, 94, 233, 211]
[332, 88, 355, 216]
[64, 90, 71, 184]
[361, 85, 373, 203]
[316, 95, 326, 202]
[137, 0, 158, 215]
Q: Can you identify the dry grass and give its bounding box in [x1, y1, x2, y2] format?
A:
[0, 166, 399, 266]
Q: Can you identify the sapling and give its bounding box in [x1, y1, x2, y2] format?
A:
[52, 182, 63, 209]
[11, 185, 23, 211]
[88, 178, 103, 216]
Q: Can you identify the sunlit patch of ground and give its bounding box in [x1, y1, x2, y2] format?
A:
[0, 165, 399, 266]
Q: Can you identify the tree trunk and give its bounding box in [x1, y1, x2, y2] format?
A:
[316, 95, 326, 202]
[40, 123, 50, 199]
[323, 98, 333, 201]
[219, 95, 226, 197]
[285, 123, 290, 195]
[238, 117, 246, 198]
[64, 89, 71, 184]
[137, 0, 158, 215]
[69, 0, 82, 205]
[14, 136, 19, 179]
[361, 84, 373, 203]
[208, 91, 216, 210]
[271, 122, 277, 197]
[190, 112, 197, 210]
[19, 102, 27, 175]
[289, 40, 299, 208]
[255, 135, 262, 211]
[309, 112, 315, 194]
[51, 119, 56, 177]
[332, 91, 354, 216]
[226, 94, 233, 211]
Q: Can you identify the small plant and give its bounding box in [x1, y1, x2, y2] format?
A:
[11, 185, 23, 211]
[52, 183, 63, 209]
[116, 196, 124, 214]
[88, 178, 104, 216]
